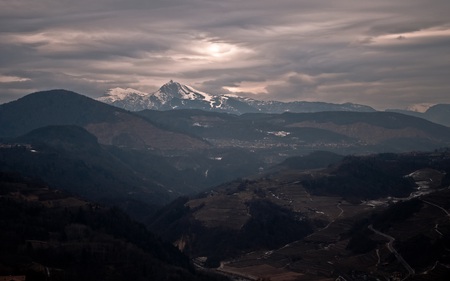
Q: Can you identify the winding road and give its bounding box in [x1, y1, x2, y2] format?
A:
[337, 202, 344, 218]
[315, 202, 345, 232]
[420, 199, 449, 237]
[368, 225, 415, 279]
[421, 199, 450, 217]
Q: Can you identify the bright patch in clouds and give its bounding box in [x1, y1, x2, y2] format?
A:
[224, 82, 268, 95]
[206, 43, 231, 57]
[0, 76, 30, 83]
[196, 40, 253, 62]
[372, 26, 450, 45]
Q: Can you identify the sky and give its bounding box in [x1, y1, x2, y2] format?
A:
[0, 0, 449, 110]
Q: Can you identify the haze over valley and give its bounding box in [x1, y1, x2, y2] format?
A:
[1, 1, 450, 280]
[0, 87, 449, 280]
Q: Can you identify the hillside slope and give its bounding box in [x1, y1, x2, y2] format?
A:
[0, 125, 272, 220]
[0, 172, 227, 281]
[149, 150, 450, 280]
[0, 89, 208, 150]
[389, 104, 450, 127]
[139, 109, 450, 156]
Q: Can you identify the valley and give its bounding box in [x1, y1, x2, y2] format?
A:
[0, 88, 449, 280]
[0, 172, 228, 281]
[217, 188, 450, 281]
[149, 151, 450, 281]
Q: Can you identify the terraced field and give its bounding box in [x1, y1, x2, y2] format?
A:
[213, 188, 450, 280]
[149, 151, 450, 280]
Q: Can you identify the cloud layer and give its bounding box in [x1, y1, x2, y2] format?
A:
[1, 0, 449, 109]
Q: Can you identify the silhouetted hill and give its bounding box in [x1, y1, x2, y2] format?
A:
[0, 125, 270, 220]
[425, 104, 450, 127]
[275, 151, 344, 170]
[303, 152, 450, 201]
[0, 90, 118, 137]
[0, 126, 172, 212]
[0, 89, 209, 150]
[388, 103, 450, 127]
[149, 193, 315, 265]
[16, 125, 100, 151]
[301, 154, 416, 201]
[0, 172, 228, 281]
[139, 109, 450, 156]
[2, 91, 449, 180]
[276, 111, 450, 142]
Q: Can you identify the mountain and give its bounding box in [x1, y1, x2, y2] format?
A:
[388, 104, 450, 127]
[0, 89, 209, 150]
[2, 90, 449, 231]
[97, 87, 156, 111]
[0, 126, 175, 215]
[138, 109, 450, 158]
[0, 125, 274, 221]
[232, 95, 376, 113]
[148, 150, 450, 280]
[424, 104, 450, 127]
[271, 150, 345, 171]
[98, 80, 376, 114]
[98, 81, 255, 114]
[0, 172, 227, 281]
[2, 90, 449, 219]
[2, 88, 450, 281]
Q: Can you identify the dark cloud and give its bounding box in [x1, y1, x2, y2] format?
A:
[1, 0, 449, 109]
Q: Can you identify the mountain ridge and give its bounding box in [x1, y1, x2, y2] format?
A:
[138, 109, 450, 156]
[98, 81, 450, 127]
[0, 172, 227, 281]
[0, 89, 209, 150]
[98, 80, 376, 114]
[388, 103, 450, 127]
[148, 150, 450, 280]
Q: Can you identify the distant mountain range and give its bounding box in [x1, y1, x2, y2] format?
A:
[1, 89, 450, 280]
[138, 109, 450, 156]
[97, 80, 376, 114]
[1, 89, 450, 219]
[97, 80, 450, 127]
[0, 89, 208, 150]
[388, 104, 450, 127]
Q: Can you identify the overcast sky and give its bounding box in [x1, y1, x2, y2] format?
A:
[1, 0, 449, 110]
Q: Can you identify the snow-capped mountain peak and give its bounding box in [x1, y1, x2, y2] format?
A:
[405, 103, 434, 113]
[154, 80, 214, 103]
[99, 87, 148, 102]
[97, 81, 376, 114]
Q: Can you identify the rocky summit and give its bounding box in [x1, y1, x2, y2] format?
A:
[97, 80, 376, 114]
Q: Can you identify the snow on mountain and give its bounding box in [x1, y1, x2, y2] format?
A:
[153, 80, 214, 104]
[99, 87, 148, 102]
[97, 87, 154, 111]
[230, 95, 375, 113]
[97, 80, 376, 114]
[405, 103, 434, 113]
[96, 80, 248, 113]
